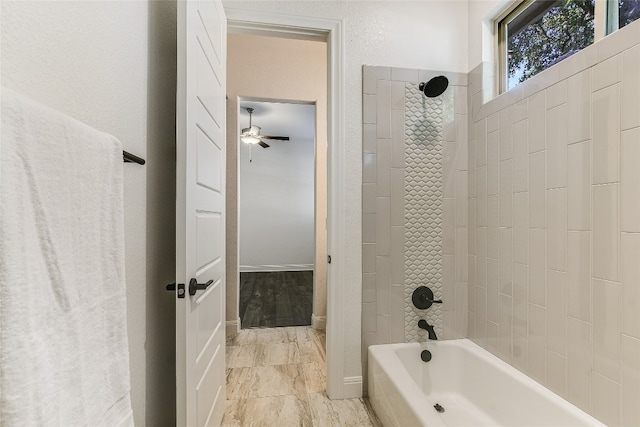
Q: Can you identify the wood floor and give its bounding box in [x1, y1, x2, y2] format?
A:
[239, 271, 313, 328]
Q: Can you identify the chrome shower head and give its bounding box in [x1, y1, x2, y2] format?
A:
[418, 75, 449, 98]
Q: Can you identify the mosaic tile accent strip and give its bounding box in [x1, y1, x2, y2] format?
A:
[404, 84, 444, 343]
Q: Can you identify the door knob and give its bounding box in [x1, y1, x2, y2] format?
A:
[166, 283, 185, 299]
[189, 278, 214, 296]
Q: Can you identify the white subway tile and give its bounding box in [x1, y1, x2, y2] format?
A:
[593, 184, 620, 281]
[528, 91, 546, 153]
[456, 171, 468, 227]
[391, 67, 418, 82]
[443, 142, 457, 198]
[621, 128, 640, 232]
[568, 141, 591, 231]
[475, 119, 487, 167]
[363, 94, 377, 123]
[390, 226, 404, 285]
[621, 45, 640, 131]
[364, 123, 377, 154]
[558, 43, 598, 81]
[546, 270, 567, 356]
[592, 84, 621, 184]
[546, 351, 567, 397]
[592, 372, 621, 427]
[376, 314, 390, 344]
[390, 284, 405, 343]
[499, 160, 513, 228]
[390, 168, 405, 226]
[390, 81, 405, 111]
[512, 98, 528, 123]
[390, 109, 405, 168]
[546, 80, 567, 109]
[592, 54, 621, 92]
[468, 141, 476, 194]
[363, 244, 376, 273]
[567, 70, 591, 143]
[528, 304, 547, 383]
[376, 256, 391, 315]
[488, 195, 499, 259]
[363, 67, 377, 94]
[456, 123, 468, 171]
[567, 318, 592, 413]
[513, 333, 528, 373]
[363, 213, 376, 244]
[477, 227, 488, 287]
[363, 153, 376, 183]
[512, 119, 529, 193]
[487, 112, 499, 132]
[513, 192, 529, 264]
[546, 104, 568, 189]
[622, 233, 640, 339]
[363, 183, 377, 214]
[376, 80, 391, 138]
[455, 86, 468, 115]
[622, 335, 640, 427]
[499, 108, 512, 161]
[529, 151, 546, 228]
[362, 302, 377, 332]
[443, 198, 455, 256]
[487, 321, 499, 355]
[455, 228, 468, 282]
[521, 65, 560, 100]
[376, 197, 391, 255]
[476, 166, 488, 227]
[443, 255, 456, 312]
[487, 259, 499, 323]
[363, 273, 376, 303]
[593, 278, 621, 382]
[455, 282, 469, 337]
[369, 66, 390, 80]
[547, 188, 567, 272]
[475, 286, 487, 346]
[499, 294, 513, 362]
[469, 202, 477, 257]
[529, 229, 547, 307]
[513, 263, 528, 337]
[567, 231, 591, 322]
[499, 228, 513, 296]
[376, 139, 391, 196]
[487, 130, 499, 195]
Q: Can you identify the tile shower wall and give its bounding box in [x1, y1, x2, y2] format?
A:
[467, 22, 640, 427]
[361, 66, 468, 382]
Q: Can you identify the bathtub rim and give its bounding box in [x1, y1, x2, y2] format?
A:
[367, 339, 606, 427]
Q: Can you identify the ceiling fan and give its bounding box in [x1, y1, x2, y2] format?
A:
[240, 107, 290, 148]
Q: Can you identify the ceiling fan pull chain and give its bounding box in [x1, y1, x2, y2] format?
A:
[249, 144, 253, 163]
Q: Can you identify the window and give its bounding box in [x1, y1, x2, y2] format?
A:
[498, 0, 640, 92]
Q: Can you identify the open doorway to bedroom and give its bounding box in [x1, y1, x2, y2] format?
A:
[237, 99, 317, 328]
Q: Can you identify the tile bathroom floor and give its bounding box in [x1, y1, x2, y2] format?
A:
[224, 326, 381, 426]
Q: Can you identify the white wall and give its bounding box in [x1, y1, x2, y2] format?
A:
[223, 0, 470, 387]
[226, 33, 328, 331]
[239, 114, 316, 270]
[1, 1, 177, 425]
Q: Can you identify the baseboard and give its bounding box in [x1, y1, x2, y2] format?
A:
[239, 264, 314, 272]
[343, 376, 363, 398]
[311, 314, 326, 330]
[226, 318, 240, 337]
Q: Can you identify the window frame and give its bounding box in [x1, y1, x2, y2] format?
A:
[496, 0, 610, 94]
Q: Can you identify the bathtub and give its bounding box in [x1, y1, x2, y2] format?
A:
[368, 340, 605, 427]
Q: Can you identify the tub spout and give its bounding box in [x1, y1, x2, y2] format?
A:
[418, 319, 438, 340]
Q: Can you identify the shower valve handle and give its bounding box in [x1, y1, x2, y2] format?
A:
[412, 286, 442, 309]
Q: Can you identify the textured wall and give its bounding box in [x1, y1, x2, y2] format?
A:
[1, 1, 177, 425]
[467, 20, 640, 427]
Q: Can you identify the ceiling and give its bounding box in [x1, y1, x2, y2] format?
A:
[238, 100, 316, 142]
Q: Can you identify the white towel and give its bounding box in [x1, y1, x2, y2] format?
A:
[0, 87, 134, 427]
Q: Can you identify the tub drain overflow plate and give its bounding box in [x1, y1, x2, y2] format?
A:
[434, 403, 445, 413]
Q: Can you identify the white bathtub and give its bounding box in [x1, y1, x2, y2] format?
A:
[368, 340, 605, 427]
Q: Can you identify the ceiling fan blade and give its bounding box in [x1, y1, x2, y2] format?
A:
[258, 141, 270, 148]
[261, 135, 290, 141]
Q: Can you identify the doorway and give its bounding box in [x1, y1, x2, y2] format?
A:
[238, 99, 317, 328]
[225, 10, 348, 400]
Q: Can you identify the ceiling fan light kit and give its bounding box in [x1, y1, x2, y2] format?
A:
[240, 107, 290, 149]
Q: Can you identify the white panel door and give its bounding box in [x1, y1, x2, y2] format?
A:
[175, 0, 227, 426]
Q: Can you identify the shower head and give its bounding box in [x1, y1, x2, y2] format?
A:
[418, 75, 449, 98]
